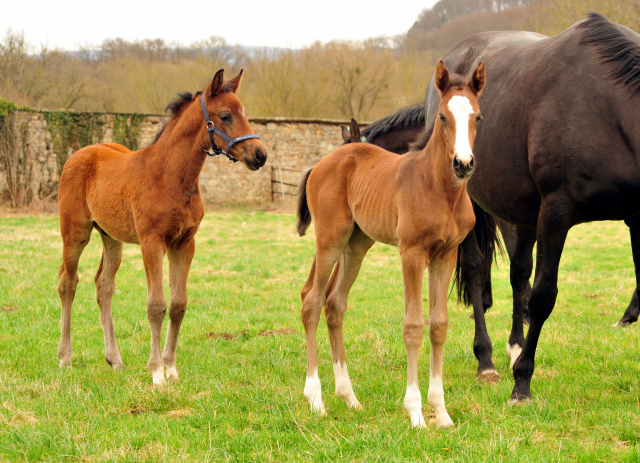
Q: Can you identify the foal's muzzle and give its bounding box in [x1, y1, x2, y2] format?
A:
[453, 154, 475, 179]
[245, 146, 268, 171]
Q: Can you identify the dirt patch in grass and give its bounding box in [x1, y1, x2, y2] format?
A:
[258, 328, 297, 337]
[207, 329, 248, 340]
[1, 305, 18, 312]
[167, 409, 193, 418]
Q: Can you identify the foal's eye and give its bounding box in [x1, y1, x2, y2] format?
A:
[476, 114, 483, 123]
[219, 113, 232, 123]
[439, 113, 446, 123]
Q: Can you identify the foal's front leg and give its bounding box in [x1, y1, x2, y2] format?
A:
[426, 248, 457, 428]
[162, 239, 195, 382]
[141, 240, 168, 385]
[399, 245, 429, 428]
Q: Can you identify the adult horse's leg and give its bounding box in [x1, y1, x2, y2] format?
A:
[95, 232, 125, 370]
[324, 227, 374, 410]
[141, 239, 168, 385]
[506, 227, 536, 368]
[162, 239, 195, 382]
[459, 232, 499, 382]
[58, 217, 93, 368]
[615, 216, 640, 326]
[399, 245, 429, 428]
[427, 248, 457, 428]
[301, 221, 353, 414]
[511, 202, 573, 402]
[498, 219, 532, 324]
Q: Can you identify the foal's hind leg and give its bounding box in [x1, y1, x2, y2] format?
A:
[162, 238, 195, 382]
[58, 218, 93, 368]
[95, 232, 125, 370]
[325, 227, 374, 410]
[302, 223, 353, 415]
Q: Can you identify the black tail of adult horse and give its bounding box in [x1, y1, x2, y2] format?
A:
[453, 203, 502, 307]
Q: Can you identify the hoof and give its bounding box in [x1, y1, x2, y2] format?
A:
[429, 415, 454, 428]
[410, 414, 427, 429]
[613, 320, 630, 327]
[165, 366, 179, 382]
[111, 363, 126, 372]
[309, 400, 327, 416]
[59, 359, 72, 369]
[345, 398, 363, 410]
[508, 395, 531, 405]
[476, 369, 501, 384]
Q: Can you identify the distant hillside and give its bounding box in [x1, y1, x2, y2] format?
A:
[404, 4, 532, 54]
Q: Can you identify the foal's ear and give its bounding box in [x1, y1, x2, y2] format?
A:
[208, 69, 225, 98]
[226, 69, 244, 93]
[435, 60, 451, 96]
[350, 118, 361, 143]
[469, 62, 486, 96]
[341, 125, 351, 142]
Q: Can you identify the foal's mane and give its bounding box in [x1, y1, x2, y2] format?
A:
[150, 91, 202, 145]
[149, 80, 239, 146]
[361, 103, 425, 142]
[579, 12, 640, 92]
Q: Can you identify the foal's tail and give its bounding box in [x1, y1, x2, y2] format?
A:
[296, 163, 316, 237]
[453, 202, 503, 305]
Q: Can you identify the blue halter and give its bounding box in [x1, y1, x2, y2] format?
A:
[200, 94, 260, 163]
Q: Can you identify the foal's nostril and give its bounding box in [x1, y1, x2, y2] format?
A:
[255, 147, 267, 165]
[453, 157, 462, 172]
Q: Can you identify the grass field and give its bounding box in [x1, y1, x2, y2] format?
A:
[1, 210, 640, 462]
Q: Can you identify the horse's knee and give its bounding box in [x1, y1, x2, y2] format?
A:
[403, 319, 425, 348]
[429, 316, 449, 344]
[529, 281, 558, 323]
[146, 297, 166, 323]
[168, 301, 186, 324]
[325, 295, 346, 330]
[58, 271, 79, 299]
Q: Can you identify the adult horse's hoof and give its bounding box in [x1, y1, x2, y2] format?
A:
[613, 319, 632, 327]
[476, 369, 501, 383]
[509, 390, 532, 404]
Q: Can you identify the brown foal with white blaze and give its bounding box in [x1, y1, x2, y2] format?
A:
[296, 61, 485, 427]
[57, 69, 266, 385]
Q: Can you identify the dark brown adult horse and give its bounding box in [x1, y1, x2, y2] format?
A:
[297, 61, 485, 427]
[417, 12, 640, 402]
[57, 70, 267, 385]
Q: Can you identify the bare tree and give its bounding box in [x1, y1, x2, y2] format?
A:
[0, 111, 33, 207]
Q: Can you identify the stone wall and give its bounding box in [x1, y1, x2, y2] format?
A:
[1, 112, 350, 205]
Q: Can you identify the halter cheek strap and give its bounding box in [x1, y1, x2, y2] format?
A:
[200, 94, 260, 163]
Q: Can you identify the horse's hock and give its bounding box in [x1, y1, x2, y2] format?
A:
[0, 112, 348, 205]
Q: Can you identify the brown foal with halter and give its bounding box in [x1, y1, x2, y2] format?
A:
[296, 61, 485, 427]
[57, 70, 266, 385]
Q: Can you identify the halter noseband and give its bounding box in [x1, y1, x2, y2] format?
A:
[200, 94, 260, 163]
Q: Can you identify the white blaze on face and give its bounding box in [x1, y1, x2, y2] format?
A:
[447, 95, 475, 164]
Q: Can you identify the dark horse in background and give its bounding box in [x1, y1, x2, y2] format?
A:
[347, 13, 640, 401]
[421, 12, 640, 401]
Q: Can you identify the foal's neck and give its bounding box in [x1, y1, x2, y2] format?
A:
[418, 123, 469, 202]
[150, 102, 208, 192]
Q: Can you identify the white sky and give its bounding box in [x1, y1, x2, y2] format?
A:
[2, 0, 438, 51]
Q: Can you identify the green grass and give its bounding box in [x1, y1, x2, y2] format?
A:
[0, 211, 639, 462]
